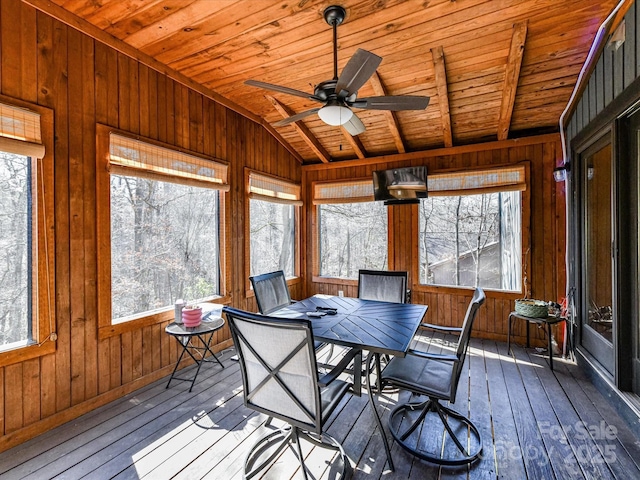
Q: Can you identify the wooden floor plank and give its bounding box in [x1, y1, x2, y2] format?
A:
[63, 366, 240, 479]
[482, 341, 528, 479]
[351, 389, 398, 479]
[151, 409, 266, 479]
[526, 349, 639, 479]
[466, 339, 498, 480]
[563, 361, 640, 472]
[196, 415, 272, 480]
[85, 372, 231, 475]
[0, 343, 639, 480]
[262, 394, 355, 480]
[510, 343, 583, 479]
[86, 379, 246, 479]
[0, 372, 167, 473]
[496, 341, 556, 479]
[6, 356, 236, 480]
[306, 393, 370, 479]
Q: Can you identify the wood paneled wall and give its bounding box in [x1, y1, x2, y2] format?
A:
[302, 135, 567, 344]
[0, 0, 300, 451]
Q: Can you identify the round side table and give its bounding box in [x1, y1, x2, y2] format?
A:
[165, 316, 225, 392]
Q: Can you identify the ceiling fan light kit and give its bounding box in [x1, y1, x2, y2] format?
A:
[318, 102, 353, 126]
[245, 5, 429, 135]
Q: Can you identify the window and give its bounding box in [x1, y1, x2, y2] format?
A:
[247, 172, 300, 279]
[313, 179, 387, 279]
[110, 176, 221, 321]
[418, 165, 525, 291]
[0, 151, 32, 348]
[97, 127, 228, 332]
[0, 100, 55, 362]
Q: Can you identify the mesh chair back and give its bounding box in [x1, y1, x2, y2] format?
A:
[450, 288, 485, 399]
[224, 307, 323, 434]
[358, 269, 408, 304]
[250, 270, 292, 314]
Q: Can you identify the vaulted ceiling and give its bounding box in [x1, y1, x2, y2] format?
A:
[34, 0, 619, 164]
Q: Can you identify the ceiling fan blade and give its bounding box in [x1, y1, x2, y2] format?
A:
[245, 80, 316, 101]
[272, 108, 320, 127]
[351, 95, 430, 111]
[342, 114, 366, 136]
[335, 49, 382, 98]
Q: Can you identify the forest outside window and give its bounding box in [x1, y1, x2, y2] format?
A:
[247, 172, 301, 280]
[418, 165, 526, 292]
[97, 128, 229, 333]
[313, 179, 387, 280]
[0, 100, 55, 363]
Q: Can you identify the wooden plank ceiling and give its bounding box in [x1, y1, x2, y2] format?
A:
[42, 0, 618, 164]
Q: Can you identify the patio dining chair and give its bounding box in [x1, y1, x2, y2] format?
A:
[357, 269, 408, 304]
[250, 270, 333, 360]
[379, 287, 486, 465]
[357, 269, 409, 387]
[224, 306, 359, 480]
[249, 270, 294, 315]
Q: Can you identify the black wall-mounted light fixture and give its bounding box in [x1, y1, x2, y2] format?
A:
[553, 163, 570, 182]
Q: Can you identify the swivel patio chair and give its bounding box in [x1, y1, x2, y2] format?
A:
[357, 269, 409, 388]
[380, 287, 486, 465]
[250, 270, 332, 360]
[224, 306, 359, 480]
[249, 270, 294, 315]
[357, 269, 408, 304]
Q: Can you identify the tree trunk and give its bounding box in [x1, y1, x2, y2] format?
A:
[454, 197, 462, 285]
[278, 206, 292, 272]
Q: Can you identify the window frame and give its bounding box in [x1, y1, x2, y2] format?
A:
[244, 169, 302, 296]
[96, 124, 230, 339]
[0, 96, 56, 367]
[411, 162, 531, 298]
[311, 178, 390, 284]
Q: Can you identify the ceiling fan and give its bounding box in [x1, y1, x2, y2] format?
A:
[245, 5, 430, 136]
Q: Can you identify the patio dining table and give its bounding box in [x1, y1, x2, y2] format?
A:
[270, 294, 428, 471]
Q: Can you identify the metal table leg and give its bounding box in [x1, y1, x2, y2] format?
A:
[366, 353, 394, 471]
[166, 332, 224, 392]
[547, 322, 554, 371]
[507, 313, 513, 354]
[166, 335, 190, 390]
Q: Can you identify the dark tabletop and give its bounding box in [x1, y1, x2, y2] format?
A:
[271, 295, 428, 357]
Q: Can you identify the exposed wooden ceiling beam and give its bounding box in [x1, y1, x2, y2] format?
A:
[302, 133, 560, 172]
[265, 95, 331, 163]
[340, 129, 367, 159]
[431, 46, 453, 148]
[368, 71, 406, 153]
[497, 21, 528, 141]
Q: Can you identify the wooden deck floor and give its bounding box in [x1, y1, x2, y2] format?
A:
[1, 338, 639, 480]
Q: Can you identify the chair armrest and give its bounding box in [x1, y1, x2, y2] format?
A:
[406, 349, 459, 363]
[318, 348, 361, 387]
[420, 322, 462, 333]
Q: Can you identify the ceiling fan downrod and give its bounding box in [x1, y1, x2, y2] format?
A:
[323, 5, 346, 80]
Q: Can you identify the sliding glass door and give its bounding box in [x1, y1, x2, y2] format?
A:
[580, 137, 615, 375]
